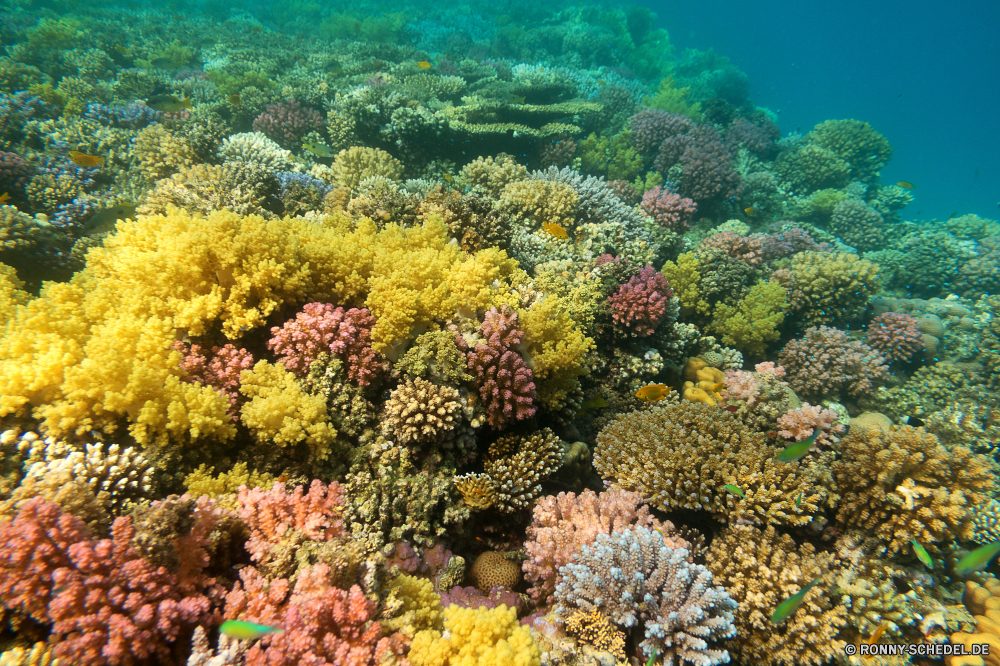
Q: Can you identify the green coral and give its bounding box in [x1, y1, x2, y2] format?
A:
[395, 330, 473, 385]
[578, 132, 642, 181]
[643, 76, 702, 120]
[788, 252, 881, 326]
[807, 119, 892, 184]
[772, 144, 851, 194]
[709, 280, 788, 356]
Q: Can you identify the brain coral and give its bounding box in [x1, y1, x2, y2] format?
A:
[594, 402, 836, 527]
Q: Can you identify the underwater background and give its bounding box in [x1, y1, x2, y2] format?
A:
[0, 0, 999, 665]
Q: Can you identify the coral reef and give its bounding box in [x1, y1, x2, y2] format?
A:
[779, 326, 890, 401]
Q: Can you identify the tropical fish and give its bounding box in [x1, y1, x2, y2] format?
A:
[150, 57, 177, 69]
[68, 151, 104, 167]
[906, 416, 924, 427]
[724, 484, 745, 499]
[911, 540, 933, 570]
[0, 192, 10, 204]
[541, 222, 569, 239]
[774, 430, 821, 462]
[597, 79, 606, 86]
[219, 620, 284, 640]
[114, 45, 131, 56]
[578, 395, 609, 414]
[250, 25, 264, 33]
[82, 203, 136, 236]
[444, 173, 452, 181]
[417, 60, 432, 69]
[795, 492, 804, 508]
[744, 206, 755, 216]
[326, 60, 344, 75]
[770, 578, 822, 623]
[955, 541, 1000, 576]
[896, 181, 915, 189]
[635, 384, 670, 402]
[302, 141, 336, 157]
[228, 94, 242, 106]
[496, 92, 527, 104]
[947, 211, 959, 219]
[145, 94, 192, 112]
[868, 623, 888, 645]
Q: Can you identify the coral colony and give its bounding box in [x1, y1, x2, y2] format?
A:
[0, 2, 998, 666]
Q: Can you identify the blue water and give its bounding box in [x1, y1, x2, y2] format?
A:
[647, 0, 1000, 221]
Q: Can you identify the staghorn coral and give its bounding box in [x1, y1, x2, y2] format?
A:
[594, 402, 836, 527]
[382, 378, 464, 448]
[408, 604, 540, 666]
[555, 527, 736, 665]
[778, 326, 890, 401]
[832, 425, 995, 554]
[523, 488, 688, 605]
[608, 265, 677, 337]
[329, 146, 404, 190]
[705, 524, 848, 666]
[867, 312, 924, 362]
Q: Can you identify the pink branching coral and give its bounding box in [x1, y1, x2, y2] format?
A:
[866, 312, 924, 362]
[722, 369, 762, 406]
[0, 497, 226, 666]
[756, 226, 831, 263]
[640, 186, 697, 230]
[777, 403, 845, 449]
[459, 305, 536, 429]
[174, 341, 254, 415]
[754, 361, 785, 377]
[237, 481, 346, 565]
[699, 232, 765, 265]
[778, 326, 890, 400]
[523, 488, 688, 604]
[252, 99, 324, 149]
[608, 265, 675, 337]
[268, 303, 383, 385]
[228, 564, 409, 666]
[608, 179, 640, 205]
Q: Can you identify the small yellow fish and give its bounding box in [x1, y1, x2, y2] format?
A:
[541, 221, 569, 239]
[68, 151, 105, 167]
[444, 173, 452, 181]
[635, 384, 670, 402]
[597, 79, 606, 86]
[0, 192, 10, 204]
[114, 45, 130, 56]
[145, 94, 192, 113]
[250, 25, 263, 33]
[228, 94, 242, 106]
[577, 395, 609, 416]
[302, 141, 336, 158]
[744, 206, 755, 216]
[867, 623, 888, 646]
[417, 60, 432, 69]
[896, 181, 915, 189]
[150, 57, 176, 69]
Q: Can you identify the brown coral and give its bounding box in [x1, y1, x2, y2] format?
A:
[132, 124, 197, 181]
[469, 550, 521, 594]
[564, 609, 627, 662]
[832, 425, 996, 554]
[382, 378, 463, 447]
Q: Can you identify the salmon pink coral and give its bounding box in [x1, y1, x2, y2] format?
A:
[777, 403, 845, 448]
[640, 186, 697, 230]
[608, 265, 676, 337]
[866, 312, 924, 362]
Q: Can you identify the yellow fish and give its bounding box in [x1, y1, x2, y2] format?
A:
[635, 384, 670, 402]
[228, 94, 242, 106]
[113, 45, 131, 56]
[145, 94, 192, 112]
[444, 173, 452, 181]
[417, 60, 432, 69]
[896, 181, 915, 189]
[68, 151, 105, 167]
[302, 141, 336, 158]
[867, 623, 888, 646]
[577, 395, 609, 416]
[597, 79, 606, 86]
[541, 222, 569, 239]
[744, 206, 755, 216]
[0, 192, 10, 204]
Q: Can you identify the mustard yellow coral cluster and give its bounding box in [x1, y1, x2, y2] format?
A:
[408, 604, 541, 666]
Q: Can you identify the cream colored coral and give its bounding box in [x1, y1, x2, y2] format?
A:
[138, 164, 225, 216]
[381, 574, 445, 638]
[453, 473, 497, 510]
[132, 124, 197, 181]
[0, 643, 58, 666]
[788, 252, 881, 325]
[0, 263, 28, 327]
[499, 179, 578, 230]
[218, 131, 293, 171]
[458, 155, 528, 196]
[382, 378, 462, 446]
[481, 429, 565, 513]
[329, 146, 404, 190]
[408, 604, 541, 666]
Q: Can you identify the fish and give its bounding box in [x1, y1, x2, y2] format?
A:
[541, 221, 569, 239]
[905, 416, 924, 427]
[774, 430, 821, 462]
[82, 203, 136, 236]
[228, 94, 242, 106]
[955, 541, 1000, 576]
[948, 211, 959, 219]
[302, 141, 336, 158]
[597, 79, 606, 86]
[724, 405, 739, 412]
[770, 578, 822, 623]
[113, 45, 130, 55]
[744, 206, 755, 216]
[0, 192, 10, 204]
[795, 492, 803, 508]
[495, 92, 527, 104]
[68, 151, 105, 167]
[417, 60, 432, 69]
[635, 384, 670, 402]
[896, 181, 915, 190]
[219, 620, 284, 640]
[911, 540, 933, 570]
[150, 57, 176, 69]
[645, 649, 660, 666]
[444, 173, 452, 181]
[579, 395, 609, 414]
[250, 25, 263, 33]
[145, 94, 192, 112]
[868, 623, 888, 645]
[724, 484, 745, 499]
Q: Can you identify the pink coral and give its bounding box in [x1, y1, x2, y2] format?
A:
[778, 326, 890, 400]
[267, 303, 383, 385]
[608, 179, 640, 205]
[777, 403, 846, 449]
[722, 369, 762, 406]
[459, 305, 536, 429]
[756, 226, 831, 263]
[608, 265, 675, 337]
[229, 564, 409, 666]
[0, 497, 226, 666]
[866, 312, 924, 362]
[252, 99, 324, 149]
[754, 361, 785, 377]
[523, 488, 688, 604]
[699, 232, 765, 265]
[174, 341, 254, 415]
[237, 481, 346, 566]
[438, 585, 526, 615]
[640, 186, 697, 231]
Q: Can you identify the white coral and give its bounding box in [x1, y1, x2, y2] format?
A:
[219, 131, 294, 171]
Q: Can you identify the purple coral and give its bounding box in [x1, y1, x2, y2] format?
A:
[866, 312, 924, 362]
[607, 179, 640, 205]
[628, 109, 694, 156]
[727, 117, 780, 158]
[666, 125, 742, 206]
[608, 265, 675, 336]
[267, 303, 383, 385]
[756, 226, 831, 263]
[439, 585, 526, 615]
[459, 305, 536, 429]
[640, 186, 697, 230]
[778, 326, 891, 400]
[174, 341, 254, 416]
[252, 99, 324, 149]
[0, 151, 33, 196]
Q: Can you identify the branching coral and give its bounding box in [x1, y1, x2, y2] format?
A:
[458, 154, 528, 197]
[778, 326, 889, 401]
[252, 98, 324, 148]
[218, 131, 294, 171]
[866, 312, 924, 362]
[709, 279, 788, 356]
[807, 118, 892, 184]
[498, 178, 578, 230]
[132, 124, 197, 181]
[555, 527, 737, 664]
[407, 604, 540, 666]
[830, 199, 885, 252]
[607, 265, 676, 337]
[594, 402, 836, 527]
[329, 146, 404, 190]
[776, 403, 845, 448]
[382, 378, 464, 448]
[832, 425, 996, 554]
[786, 252, 881, 326]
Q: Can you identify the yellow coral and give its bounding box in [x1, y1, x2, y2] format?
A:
[948, 579, 1000, 666]
[184, 462, 275, 499]
[457, 155, 529, 197]
[520, 294, 594, 410]
[329, 146, 404, 190]
[132, 124, 197, 181]
[661, 252, 710, 316]
[498, 179, 578, 230]
[0, 263, 29, 326]
[453, 473, 497, 510]
[382, 574, 445, 638]
[408, 604, 541, 666]
[564, 609, 627, 663]
[239, 360, 337, 460]
[709, 280, 788, 356]
[788, 252, 881, 326]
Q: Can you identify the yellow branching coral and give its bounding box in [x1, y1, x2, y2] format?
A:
[832, 425, 996, 554]
[408, 604, 541, 666]
[709, 280, 788, 356]
[137, 163, 225, 216]
[706, 524, 848, 666]
[660, 252, 710, 317]
[328, 146, 404, 190]
[132, 124, 197, 181]
[564, 609, 627, 663]
[594, 402, 837, 527]
[458, 155, 528, 197]
[0, 263, 29, 326]
[239, 360, 338, 460]
[382, 574, 445, 639]
[453, 474, 497, 510]
[498, 179, 578, 230]
[520, 294, 594, 411]
[184, 461, 275, 499]
[382, 377, 463, 446]
[788, 252, 881, 326]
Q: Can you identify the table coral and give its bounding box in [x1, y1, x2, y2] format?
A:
[594, 402, 836, 527]
[705, 524, 848, 666]
[555, 526, 736, 665]
[866, 312, 924, 362]
[779, 326, 890, 401]
[407, 604, 540, 666]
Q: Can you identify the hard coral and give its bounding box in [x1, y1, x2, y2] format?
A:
[408, 604, 540, 666]
[866, 312, 924, 362]
[608, 265, 676, 337]
[786, 252, 881, 326]
[382, 378, 463, 447]
[640, 185, 697, 231]
[779, 326, 890, 401]
[252, 98, 324, 149]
